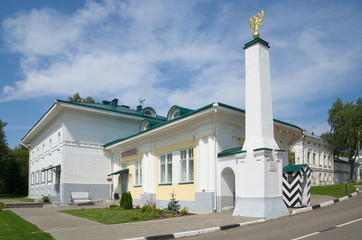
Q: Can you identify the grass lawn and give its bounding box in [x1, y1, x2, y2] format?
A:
[0, 194, 35, 202]
[310, 183, 359, 198]
[0, 210, 54, 240]
[61, 208, 158, 225]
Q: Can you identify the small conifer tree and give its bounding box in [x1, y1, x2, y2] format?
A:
[120, 191, 133, 209]
[167, 191, 180, 214]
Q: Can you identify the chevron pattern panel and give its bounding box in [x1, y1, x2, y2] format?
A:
[305, 168, 311, 206]
[282, 166, 312, 208]
[283, 170, 303, 207]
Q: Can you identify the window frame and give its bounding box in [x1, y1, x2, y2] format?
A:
[134, 159, 142, 187]
[159, 153, 172, 185]
[179, 148, 194, 184]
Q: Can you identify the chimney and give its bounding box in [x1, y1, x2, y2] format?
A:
[111, 99, 118, 106]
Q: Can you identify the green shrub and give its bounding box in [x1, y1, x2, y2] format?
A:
[0, 201, 4, 210]
[42, 196, 51, 204]
[141, 204, 160, 218]
[120, 192, 133, 209]
[179, 207, 189, 215]
[109, 204, 120, 210]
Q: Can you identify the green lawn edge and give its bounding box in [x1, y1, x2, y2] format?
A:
[60, 208, 155, 225]
[0, 210, 54, 240]
[310, 182, 360, 198]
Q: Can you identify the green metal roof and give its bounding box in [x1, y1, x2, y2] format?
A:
[107, 168, 129, 176]
[104, 102, 303, 148]
[104, 103, 215, 148]
[218, 147, 246, 157]
[57, 100, 167, 121]
[283, 164, 310, 173]
[41, 164, 61, 172]
[244, 38, 270, 49]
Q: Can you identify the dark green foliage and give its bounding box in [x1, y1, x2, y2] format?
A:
[0, 120, 29, 195]
[10, 145, 29, 195]
[166, 191, 180, 214]
[68, 92, 96, 103]
[321, 98, 362, 180]
[120, 191, 133, 209]
[288, 151, 295, 165]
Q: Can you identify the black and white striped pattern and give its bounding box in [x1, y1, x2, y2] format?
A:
[282, 166, 312, 208]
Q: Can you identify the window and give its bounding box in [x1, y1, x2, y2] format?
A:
[160, 153, 172, 184]
[307, 151, 311, 164]
[121, 162, 128, 170]
[41, 171, 45, 183]
[36, 171, 39, 185]
[313, 153, 316, 165]
[134, 159, 142, 186]
[180, 148, 194, 182]
[47, 170, 53, 183]
[31, 172, 34, 185]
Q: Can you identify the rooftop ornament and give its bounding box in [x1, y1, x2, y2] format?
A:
[249, 10, 264, 39]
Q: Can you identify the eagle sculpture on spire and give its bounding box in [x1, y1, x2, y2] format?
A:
[249, 10, 264, 39]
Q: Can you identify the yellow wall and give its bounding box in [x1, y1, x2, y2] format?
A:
[154, 139, 196, 201]
[116, 139, 198, 202]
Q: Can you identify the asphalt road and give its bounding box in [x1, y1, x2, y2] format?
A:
[186, 193, 362, 240]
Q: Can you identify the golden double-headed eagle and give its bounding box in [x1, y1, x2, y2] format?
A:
[249, 10, 264, 39]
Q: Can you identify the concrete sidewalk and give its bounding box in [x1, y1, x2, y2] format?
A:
[3, 194, 342, 240]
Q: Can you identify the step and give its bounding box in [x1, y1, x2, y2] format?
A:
[5, 203, 43, 208]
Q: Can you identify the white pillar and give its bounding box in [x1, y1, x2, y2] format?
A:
[242, 38, 278, 151]
[233, 38, 288, 219]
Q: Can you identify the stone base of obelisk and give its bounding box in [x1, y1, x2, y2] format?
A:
[233, 196, 288, 219]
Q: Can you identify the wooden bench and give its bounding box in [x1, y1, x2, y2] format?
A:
[70, 191, 92, 206]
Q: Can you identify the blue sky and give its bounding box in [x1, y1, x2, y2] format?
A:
[0, 0, 361, 149]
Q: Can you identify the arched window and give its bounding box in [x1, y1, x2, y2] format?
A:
[143, 107, 157, 117]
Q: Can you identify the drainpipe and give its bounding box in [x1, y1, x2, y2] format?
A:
[302, 131, 306, 164]
[213, 103, 218, 212]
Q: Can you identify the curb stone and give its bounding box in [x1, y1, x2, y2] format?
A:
[121, 219, 266, 240]
[122, 188, 359, 240]
[291, 187, 359, 215]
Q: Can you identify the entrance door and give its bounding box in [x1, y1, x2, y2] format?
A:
[121, 172, 128, 193]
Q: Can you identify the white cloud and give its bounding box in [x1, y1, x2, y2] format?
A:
[1, 0, 361, 132]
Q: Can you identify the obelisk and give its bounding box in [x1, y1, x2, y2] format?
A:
[233, 11, 289, 219]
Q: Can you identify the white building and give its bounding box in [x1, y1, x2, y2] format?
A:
[22, 99, 165, 202]
[290, 132, 334, 186]
[104, 102, 302, 213]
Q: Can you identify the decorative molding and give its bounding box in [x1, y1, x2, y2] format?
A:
[63, 140, 103, 149]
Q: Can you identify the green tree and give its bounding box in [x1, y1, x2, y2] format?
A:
[12, 145, 29, 195]
[322, 98, 362, 181]
[0, 120, 12, 193]
[68, 92, 96, 103]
